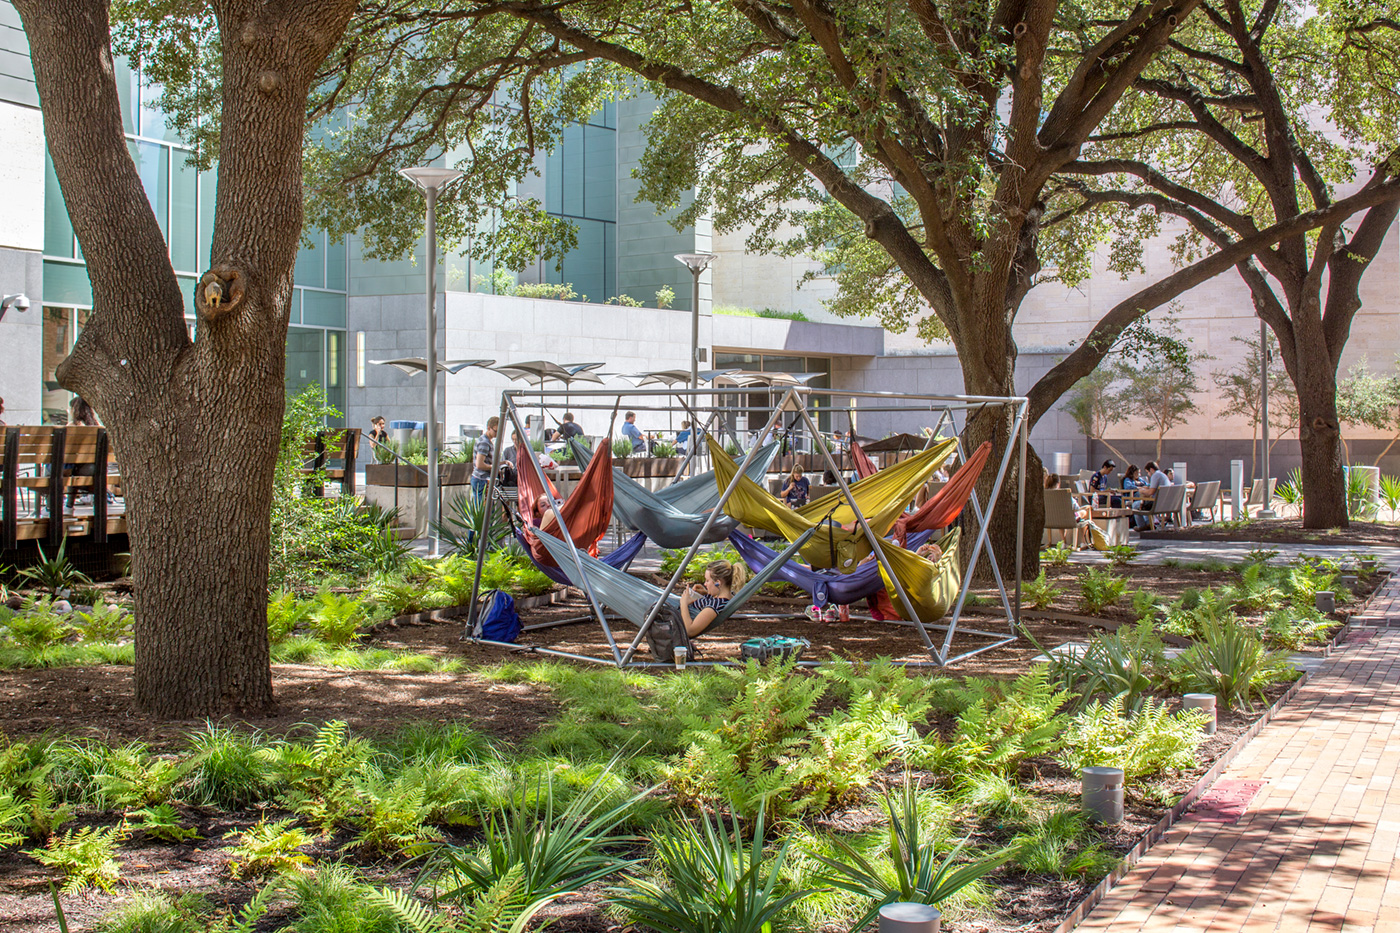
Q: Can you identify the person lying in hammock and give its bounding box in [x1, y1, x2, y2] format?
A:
[809, 540, 945, 623]
[679, 558, 748, 638]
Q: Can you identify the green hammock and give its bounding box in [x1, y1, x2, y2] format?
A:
[877, 528, 963, 623]
[708, 435, 957, 571]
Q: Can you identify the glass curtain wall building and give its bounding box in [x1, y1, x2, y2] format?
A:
[40, 57, 349, 424]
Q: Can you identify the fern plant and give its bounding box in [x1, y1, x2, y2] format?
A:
[267, 590, 314, 643]
[1040, 542, 1073, 567]
[224, 817, 314, 878]
[934, 668, 1072, 775]
[1078, 567, 1127, 615]
[309, 590, 368, 646]
[91, 742, 195, 809]
[263, 721, 376, 830]
[131, 802, 201, 843]
[1104, 545, 1138, 567]
[1221, 563, 1285, 612]
[1022, 570, 1060, 610]
[807, 782, 1017, 930]
[28, 824, 126, 892]
[610, 804, 811, 933]
[70, 600, 132, 642]
[1057, 696, 1208, 780]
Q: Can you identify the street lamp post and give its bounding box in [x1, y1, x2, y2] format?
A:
[1258, 318, 1276, 519]
[400, 166, 464, 557]
[674, 253, 718, 403]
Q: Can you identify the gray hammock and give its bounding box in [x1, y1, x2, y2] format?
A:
[532, 524, 817, 637]
[569, 438, 782, 548]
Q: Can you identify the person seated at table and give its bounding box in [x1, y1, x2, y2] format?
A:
[1089, 459, 1120, 508]
[676, 420, 692, 454]
[781, 464, 810, 508]
[1121, 464, 1144, 494]
[1047, 474, 1109, 548]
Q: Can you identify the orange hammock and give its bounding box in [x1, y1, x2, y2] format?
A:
[524, 440, 615, 566]
[517, 449, 560, 524]
[850, 441, 878, 479]
[891, 441, 993, 543]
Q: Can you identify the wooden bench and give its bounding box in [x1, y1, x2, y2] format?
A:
[302, 428, 361, 496]
[2, 425, 126, 550]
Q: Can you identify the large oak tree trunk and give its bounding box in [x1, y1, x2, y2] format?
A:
[958, 329, 1042, 582]
[1296, 372, 1348, 530]
[18, 0, 354, 717]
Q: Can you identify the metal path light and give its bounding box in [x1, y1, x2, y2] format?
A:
[400, 166, 464, 557]
[674, 252, 718, 400]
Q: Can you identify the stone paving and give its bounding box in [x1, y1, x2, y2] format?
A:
[1076, 577, 1400, 933]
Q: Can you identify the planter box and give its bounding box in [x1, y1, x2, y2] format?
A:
[620, 457, 683, 479]
[365, 462, 472, 488]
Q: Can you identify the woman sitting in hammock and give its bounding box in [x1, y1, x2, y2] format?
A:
[679, 559, 748, 638]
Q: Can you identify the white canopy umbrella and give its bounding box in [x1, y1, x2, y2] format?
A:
[370, 357, 495, 376]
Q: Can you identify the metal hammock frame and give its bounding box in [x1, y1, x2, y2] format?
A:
[464, 386, 1028, 667]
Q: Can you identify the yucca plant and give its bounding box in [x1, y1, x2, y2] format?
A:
[16, 539, 92, 596]
[1346, 468, 1379, 520]
[1380, 474, 1400, 521]
[414, 763, 647, 912]
[610, 803, 811, 933]
[1169, 619, 1294, 711]
[433, 491, 509, 556]
[807, 781, 1018, 930]
[613, 437, 636, 459]
[651, 440, 679, 458]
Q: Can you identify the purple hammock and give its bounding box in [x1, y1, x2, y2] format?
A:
[517, 530, 648, 587]
[727, 528, 936, 607]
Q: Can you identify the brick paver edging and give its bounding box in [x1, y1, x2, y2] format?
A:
[1051, 575, 1390, 933]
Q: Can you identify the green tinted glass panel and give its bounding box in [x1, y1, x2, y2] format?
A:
[42, 261, 93, 307]
[326, 237, 347, 291]
[295, 231, 326, 288]
[115, 58, 138, 135]
[171, 154, 198, 273]
[302, 290, 345, 328]
[128, 140, 169, 240]
[43, 150, 74, 258]
[178, 275, 197, 316]
[583, 125, 615, 222]
[198, 168, 216, 269]
[285, 327, 325, 402]
[288, 289, 302, 325]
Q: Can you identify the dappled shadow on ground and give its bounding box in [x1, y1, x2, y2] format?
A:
[0, 663, 558, 748]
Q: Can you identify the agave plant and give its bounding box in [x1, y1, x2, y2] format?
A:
[806, 780, 1018, 930]
[610, 803, 811, 933]
[433, 492, 509, 556]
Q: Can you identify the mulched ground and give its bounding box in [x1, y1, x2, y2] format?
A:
[1141, 517, 1398, 548]
[0, 559, 1381, 932]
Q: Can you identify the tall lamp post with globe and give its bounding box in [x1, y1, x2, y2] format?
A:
[400, 166, 464, 557]
[675, 252, 718, 404]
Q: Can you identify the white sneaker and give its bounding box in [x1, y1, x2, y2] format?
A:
[805, 605, 823, 623]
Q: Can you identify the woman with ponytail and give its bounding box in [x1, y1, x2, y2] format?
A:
[679, 559, 747, 638]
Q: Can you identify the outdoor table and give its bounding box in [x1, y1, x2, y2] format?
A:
[1089, 507, 1135, 546]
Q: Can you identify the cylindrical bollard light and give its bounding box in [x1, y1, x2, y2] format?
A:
[1316, 591, 1335, 613]
[1083, 766, 1125, 824]
[880, 902, 941, 933]
[1182, 693, 1217, 734]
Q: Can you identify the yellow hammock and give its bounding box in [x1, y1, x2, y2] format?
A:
[878, 528, 963, 623]
[709, 435, 957, 571]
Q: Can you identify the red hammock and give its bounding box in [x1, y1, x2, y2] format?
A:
[517, 448, 560, 525]
[525, 440, 615, 566]
[850, 440, 879, 479]
[891, 441, 994, 543]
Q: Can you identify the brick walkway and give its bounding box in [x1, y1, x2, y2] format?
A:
[1078, 579, 1400, 933]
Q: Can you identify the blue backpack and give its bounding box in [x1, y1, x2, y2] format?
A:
[477, 590, 521, 643]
